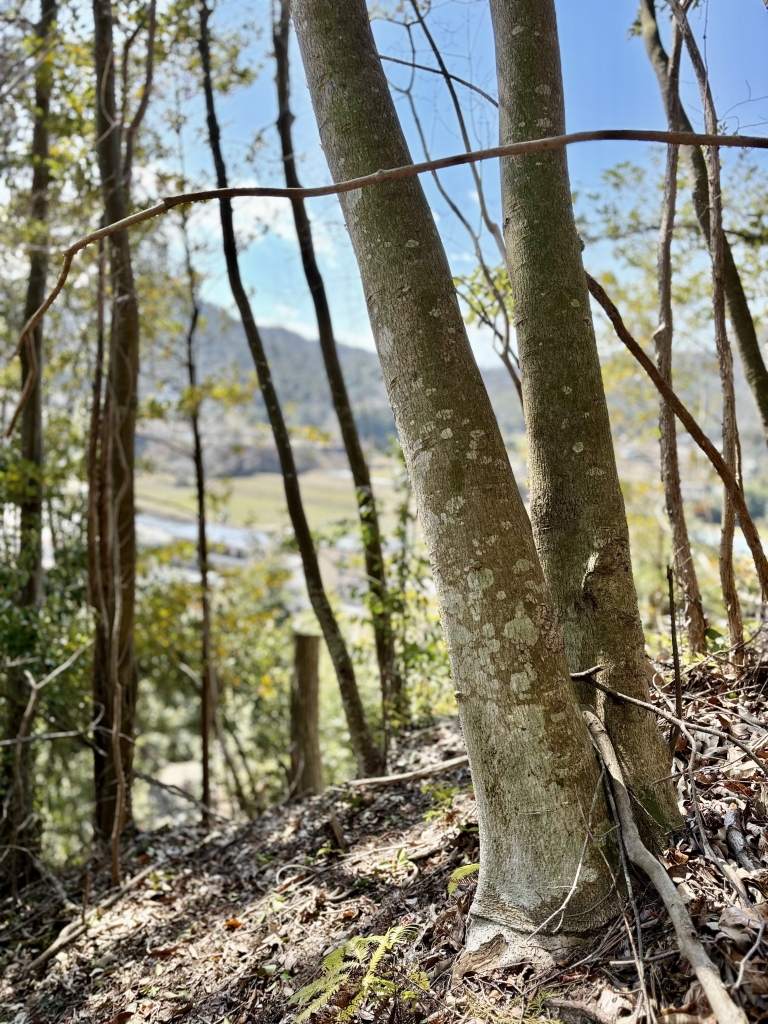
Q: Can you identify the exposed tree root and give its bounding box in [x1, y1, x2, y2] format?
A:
[582, 707, 748, 1024]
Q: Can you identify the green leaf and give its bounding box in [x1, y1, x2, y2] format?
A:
[447, 862, 479, 896]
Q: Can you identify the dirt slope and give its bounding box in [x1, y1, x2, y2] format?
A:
[2, 665, 767, 1024]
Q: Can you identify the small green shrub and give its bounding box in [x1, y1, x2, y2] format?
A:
[289, 924, 426, 1022]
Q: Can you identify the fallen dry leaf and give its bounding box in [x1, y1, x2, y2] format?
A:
[108, 1013, 134, 1024]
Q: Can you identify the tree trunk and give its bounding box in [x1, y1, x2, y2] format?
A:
[292, 0, 618, 963]
[654, 21, 707, 655]
[273, 2, 402, 731]
[489, 0, 680, 841]
[288, 633, 324, 797]
[197, 0, 381, 779]
[92, 0, 141, 854]
[639, 0, 768, 446]
[183, 267, 214, 815]
[0, 0, 56, 890]
[668, 0, 743, 652]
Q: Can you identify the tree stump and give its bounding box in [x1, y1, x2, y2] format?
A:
[289, 634, 324, 797]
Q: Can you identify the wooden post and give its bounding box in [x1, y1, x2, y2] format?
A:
[289, 634, 324, 797]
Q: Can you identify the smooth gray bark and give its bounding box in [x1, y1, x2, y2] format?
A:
[489, 0, 680, 840]
[292, 0, 618, 960]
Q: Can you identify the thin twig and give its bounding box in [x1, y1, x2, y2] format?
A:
[28, 860, 162, 971]
[526, 768, 607, 941]
[122, 0, 157, 198]
[132, 768, 230, 822]
[378, 53, 498, 107]
[574, 665, 767, 778]
[669, 0, 743, 650]
[0, 718, 102, 747]
[584, 784, 652, 1023]
[733, 922, 765, 991]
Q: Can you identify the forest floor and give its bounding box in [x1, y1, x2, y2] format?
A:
[1, 653, 768, 1024]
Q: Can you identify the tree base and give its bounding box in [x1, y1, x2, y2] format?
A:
[453, 911, 594, 984]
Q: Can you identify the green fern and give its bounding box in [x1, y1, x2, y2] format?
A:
[447, 861, 479, 896]
[290, 924, 421, 1022]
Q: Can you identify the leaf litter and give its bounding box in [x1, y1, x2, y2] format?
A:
[1, 647, 767, 1024]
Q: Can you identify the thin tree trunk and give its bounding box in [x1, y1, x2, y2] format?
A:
[92, 0, 141, 859]
[183, 252, 214, 815]
[587, 273, 768, 597]
[288, 633, 324, 797]
[196, 0, 381, 778]
[174, 108, 215, 816]
[639, 0, 768, 446]
[220, 709, 261, 809]
[669, 0, 743, 652]
[0, 0, 56, 889]
[292, 0, 618, 963]
[653, 20, 707, 655]
[86, 234, 110, 837]
[214, 711, 251, 816]
[273, 2, 401, 731]
[489, 0, 680, 842]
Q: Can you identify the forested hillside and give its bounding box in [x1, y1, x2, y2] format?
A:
[1, 1, 768, 1023]
[138, 305, 525, 470]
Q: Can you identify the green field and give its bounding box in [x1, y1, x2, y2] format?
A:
[136, 464, 399, 533]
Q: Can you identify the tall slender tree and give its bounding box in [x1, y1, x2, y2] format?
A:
[90, 0, 142, 864]
[639, 0, 768, 446]
[181, 214, 215, 814]
[0, 0, 57, 889]
[653, 18, 707, 655]
[273, 1, 401, 728]
[292, 0, 618, 963]
[669, 0, 743, 651]
[197, 0, 382, 778]
[489, 0, 680, 839]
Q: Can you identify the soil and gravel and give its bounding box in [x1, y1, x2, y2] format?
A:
[1, 653, 767, 1024]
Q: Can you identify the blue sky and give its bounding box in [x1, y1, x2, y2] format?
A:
[175, 0, 768, 368]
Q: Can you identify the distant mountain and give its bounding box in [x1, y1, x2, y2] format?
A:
[138, 302, 768, 515]
[138, 304, 525, 477]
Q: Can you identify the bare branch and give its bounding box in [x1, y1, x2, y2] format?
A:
[578, 665, 767, 779]
[406, 0, 507, 262]
[8, 127, 768, 436]
[347, 753, 469, 787]
[583, 708, 749, 1024]
[586, 273, 768, 601]
[654, 13, 708, 654]
[29, 860, 163, 971]
[122, 0, 157, 198]
[379, 53, 498, 107]
[669, 0, 743, 648]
